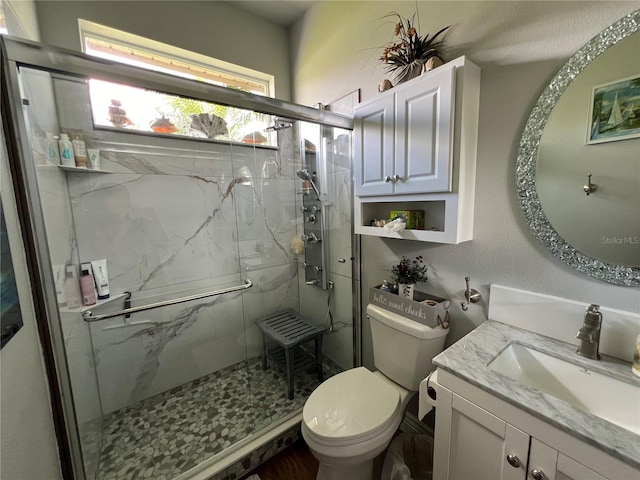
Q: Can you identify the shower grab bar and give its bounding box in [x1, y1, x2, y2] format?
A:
[82, 279, 253, 322]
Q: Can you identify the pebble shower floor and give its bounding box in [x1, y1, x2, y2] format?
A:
[96, 359, 337, 480]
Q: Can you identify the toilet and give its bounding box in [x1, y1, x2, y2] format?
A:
[301, 304, 449, 480]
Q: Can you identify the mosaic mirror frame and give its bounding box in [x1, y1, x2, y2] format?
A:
[516, 10, 640, 287]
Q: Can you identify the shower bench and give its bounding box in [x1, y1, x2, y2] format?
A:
[257, 309, 324, 400]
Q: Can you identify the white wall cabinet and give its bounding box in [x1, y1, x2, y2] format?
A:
[354, 56, 480, 244]
[433, 370, 638, 480]
[355, 66, 455, 196]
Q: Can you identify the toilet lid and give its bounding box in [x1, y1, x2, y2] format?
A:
[303, 367, 400, 445]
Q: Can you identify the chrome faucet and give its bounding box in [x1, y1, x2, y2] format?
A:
[576, 304, 602, 360]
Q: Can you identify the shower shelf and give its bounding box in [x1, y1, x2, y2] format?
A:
[60, 293, 126, 314]
[58, 165, 111, 174]
[36, 164, 110, 174]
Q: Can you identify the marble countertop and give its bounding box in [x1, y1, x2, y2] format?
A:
[433, 320, 640, 468]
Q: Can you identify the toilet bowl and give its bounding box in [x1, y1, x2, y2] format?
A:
[302, 304, 449, 480]
[301, 367, 411, 480]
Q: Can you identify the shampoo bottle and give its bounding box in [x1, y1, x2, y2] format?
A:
[80, 263, 97, 306]
[59, 133, 76, 167]
[633, 334, 640, 378]
[72, 134, 88, 168]
[63, 265, 82, 309]
[44, 132, 60, 164]
[91, 259, 110, 299]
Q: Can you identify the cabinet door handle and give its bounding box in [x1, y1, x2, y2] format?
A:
[506, 454, 521, 468]
[385, 175, 402, 183]
[530, 469, 547, 480]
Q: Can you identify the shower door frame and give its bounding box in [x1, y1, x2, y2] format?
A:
[1, 35, 353, 480]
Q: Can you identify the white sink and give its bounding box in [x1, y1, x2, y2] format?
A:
[489, 343, 640, 435]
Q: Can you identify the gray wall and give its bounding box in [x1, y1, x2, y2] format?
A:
[290, 1, 640, 367]
[34, 0, 292, 101]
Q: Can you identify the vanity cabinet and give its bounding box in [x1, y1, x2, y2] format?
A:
[354, 56, 480, 244]
[439, 392, 529, 480]
[433, 370, 638, 480]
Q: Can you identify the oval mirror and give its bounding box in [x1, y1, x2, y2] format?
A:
[516, 10, 640, 287]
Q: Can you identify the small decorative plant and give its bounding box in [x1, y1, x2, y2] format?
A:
[391, 255, 428, 285]
[379, 12, 450, 84]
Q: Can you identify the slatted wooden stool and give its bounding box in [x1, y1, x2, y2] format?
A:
[257, 309, 324, 399]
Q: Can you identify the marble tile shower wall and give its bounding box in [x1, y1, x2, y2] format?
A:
[51, 76, 302, 415]
[67, 143, 300, 414]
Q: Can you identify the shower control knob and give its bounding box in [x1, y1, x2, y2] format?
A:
[303, 262, 310, 268]
[385, 175, 392, 183]
[310, 206, 319, 214]
[301, 233, 321, 244]
[314, 266, 323, 273]
[300, 206, 309, 213]
[306, 214, 317, 224]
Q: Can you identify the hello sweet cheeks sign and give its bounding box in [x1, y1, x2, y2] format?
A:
[370, 287, 450, 328]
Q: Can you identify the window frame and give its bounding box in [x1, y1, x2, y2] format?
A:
[78, 19, 275, 97]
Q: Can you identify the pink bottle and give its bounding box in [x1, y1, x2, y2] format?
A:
[80, 263, 97, 306]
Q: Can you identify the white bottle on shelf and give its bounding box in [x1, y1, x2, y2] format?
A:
[44, 132, 60, 164]
[63, 265, 82, 309]
[58, 133, 76, 167]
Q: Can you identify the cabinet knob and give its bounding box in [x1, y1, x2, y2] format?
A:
[530, 469, 547, 480]
[385, 175, 403, 183]
[506, 454, 521, 468]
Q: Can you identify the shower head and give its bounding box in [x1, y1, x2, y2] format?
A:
[296, 169, 313, 181]
[296, 169, 321, 199]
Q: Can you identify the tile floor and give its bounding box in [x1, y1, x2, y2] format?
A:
[97, 358, 339, 480]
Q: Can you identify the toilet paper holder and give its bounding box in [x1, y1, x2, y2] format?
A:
[426, 370, 438, 402]
[418, 370, 440, 420]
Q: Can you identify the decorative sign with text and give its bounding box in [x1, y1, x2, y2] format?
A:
[369, 287, 450, 329]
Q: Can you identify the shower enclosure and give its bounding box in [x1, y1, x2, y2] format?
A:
[1, 36, 354, 479]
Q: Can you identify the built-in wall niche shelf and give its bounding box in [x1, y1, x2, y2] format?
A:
[355, 196, 470, 244]
[353, 55, 480, 244]
[60, 292, 126, 314]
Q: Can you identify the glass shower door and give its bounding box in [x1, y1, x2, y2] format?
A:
[14, 64, 262, 479]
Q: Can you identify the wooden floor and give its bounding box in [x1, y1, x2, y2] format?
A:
[241, 439, 318, 480]
[240, 430, 433, 480]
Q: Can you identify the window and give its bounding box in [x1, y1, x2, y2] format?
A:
[79, 20, 275, 144]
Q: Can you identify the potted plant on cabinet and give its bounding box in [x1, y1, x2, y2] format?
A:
[379, 12, 450, 86]
[391, 255, 428, 299]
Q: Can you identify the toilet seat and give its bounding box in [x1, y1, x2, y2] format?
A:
[302, 367, 401, 446]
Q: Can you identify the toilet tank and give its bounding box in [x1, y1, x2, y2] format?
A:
[367, 304, 449, 391]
